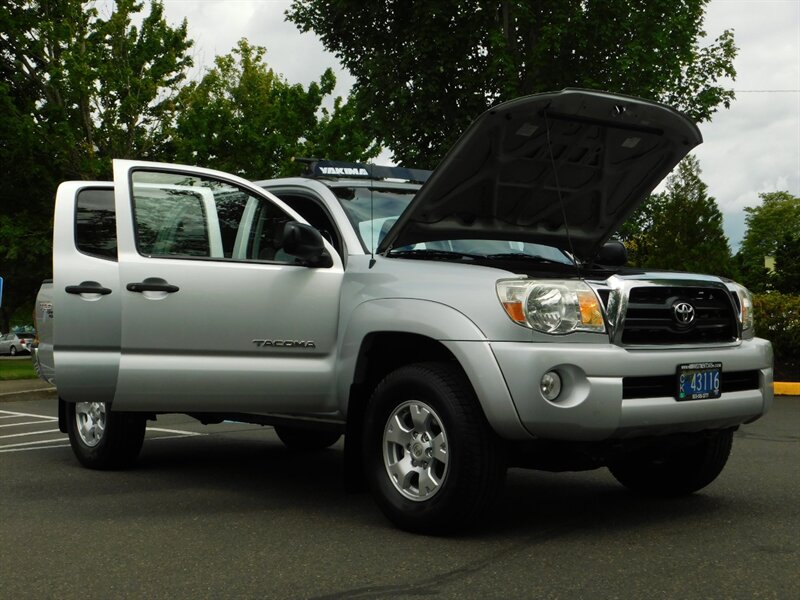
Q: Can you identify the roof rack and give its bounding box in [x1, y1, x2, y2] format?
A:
[295, 158, 432, 184]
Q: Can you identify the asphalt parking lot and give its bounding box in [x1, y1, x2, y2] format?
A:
[1, 391, 798, 600]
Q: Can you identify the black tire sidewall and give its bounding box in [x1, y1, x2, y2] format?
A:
[66, 401, 145, 470]
[609, 429, 734, 496]
[363, 363, 502, 533]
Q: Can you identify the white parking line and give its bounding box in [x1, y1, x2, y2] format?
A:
[0, 437, 68, 450]
[0, 444, 71, 453]
[149, 434, 201, 441]
[0, 409, 57, 420]
[0, 409, 203, 453]
[0, 409, 65, 452]
[149, 427, 204, 437]
[0, 420, 58, 428]
[0, 429, 61, 439]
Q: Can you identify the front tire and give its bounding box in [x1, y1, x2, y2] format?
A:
[608, 429, 734, 496]
[363, 363, 506, 534]
[66, 401, 146, 470]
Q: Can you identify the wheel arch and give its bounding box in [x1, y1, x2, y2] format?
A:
[353, 331, 461, 394]
[337, 298, 488, 421]
[339, 298, 528, 490]
[343, 329, 466, 492]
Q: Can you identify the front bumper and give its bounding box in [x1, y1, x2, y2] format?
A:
[489, 337, 773, 441]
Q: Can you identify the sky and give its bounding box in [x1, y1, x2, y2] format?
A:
[105, 0, 800, 251]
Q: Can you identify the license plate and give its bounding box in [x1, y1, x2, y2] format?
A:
[677, 362, 722, 400]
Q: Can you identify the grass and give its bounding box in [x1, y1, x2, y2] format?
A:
[0, 358, 37, 380]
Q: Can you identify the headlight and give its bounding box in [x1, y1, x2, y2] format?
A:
[497, 279, 606, 334]
[732, 283, 754, 332]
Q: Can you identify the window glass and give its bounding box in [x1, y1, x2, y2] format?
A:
[333, 186, 572, 264]
[76, 188, 117, 260]
[274, 193, 343, 257]
[130, 171, 293, 262]
[333, 187, 416, 253]
[134, 189, 211, 257]
[243, 200, 296, 261]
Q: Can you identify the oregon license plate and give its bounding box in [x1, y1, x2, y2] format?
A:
[677, 362, 722, 400]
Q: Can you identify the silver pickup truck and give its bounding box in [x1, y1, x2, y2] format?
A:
[35, 89, 773, 533]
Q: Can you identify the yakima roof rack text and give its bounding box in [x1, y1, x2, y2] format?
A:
[295, 158, 432, 184]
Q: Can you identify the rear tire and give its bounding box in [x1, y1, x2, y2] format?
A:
[608, 429, 734, 496]
[66, 401, 146, 470]
[9, 346, 17, 356]
[363, 362, 506, 534]
[274, 426, 341, 451]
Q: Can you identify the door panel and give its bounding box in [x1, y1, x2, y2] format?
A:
[53, 183, 121, 403]
[111, 160, 344, 414]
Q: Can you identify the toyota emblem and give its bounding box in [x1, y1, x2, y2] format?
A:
[673, 301, 696, 326]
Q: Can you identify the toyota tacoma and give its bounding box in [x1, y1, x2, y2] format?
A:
[34, 89, 773, 532]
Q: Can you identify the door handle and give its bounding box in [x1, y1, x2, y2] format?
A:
[66, 282, 112, 295]
[126, 281, 180, 294]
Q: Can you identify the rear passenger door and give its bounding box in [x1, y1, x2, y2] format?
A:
[53, 183, 121, 403]
[111, 160, 344, 415]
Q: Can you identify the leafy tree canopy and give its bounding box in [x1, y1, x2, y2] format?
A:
[0, 0, 192, 179]
[0, 2, 382, 331]
[773, 233, 800, 294]
[0, 0, 192, 330]
[170, 39, 379, 179]
[618, 155, 734, 277]
[737, 191, 800, 292]
[287, 0, 737, 168]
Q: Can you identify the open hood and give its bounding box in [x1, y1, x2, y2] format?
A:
[377, 89, 702, 261]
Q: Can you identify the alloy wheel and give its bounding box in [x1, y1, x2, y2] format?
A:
[75, 402, 107, 447]
[382, 400, 449, 502]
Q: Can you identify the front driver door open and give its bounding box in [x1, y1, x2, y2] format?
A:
[111, 160, 344, 415]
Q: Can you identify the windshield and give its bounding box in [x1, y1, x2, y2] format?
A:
[333, 186, 573, 265]
[332, 186, 414, 253]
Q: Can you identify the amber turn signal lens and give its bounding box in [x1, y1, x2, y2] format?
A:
[502, 301, 526, 324]
[577, 290, 604, 327]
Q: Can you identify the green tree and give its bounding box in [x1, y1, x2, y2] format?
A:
[773, 233, 800, 294]
[170, 39, 379, 179]
[616, 193, 661, 266]
[619, 156, 734, 277]
[287, 0, 737, 167]
[0, 0, 192, 331]
[737, 191, 800, 292]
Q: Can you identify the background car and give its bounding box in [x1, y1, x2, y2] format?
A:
[0, 332, 34, 355]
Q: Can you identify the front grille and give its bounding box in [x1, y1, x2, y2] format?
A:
[621, 286, 737, 345]
[622, 370, 760, 399]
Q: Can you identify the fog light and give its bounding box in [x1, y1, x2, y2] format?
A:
[540, 371, 562, 401]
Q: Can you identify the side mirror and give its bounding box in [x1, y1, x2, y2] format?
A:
[281, 221, 334, 268]
[595, 240, 627, 267]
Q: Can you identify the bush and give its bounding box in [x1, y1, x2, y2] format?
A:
[753, 293, 800, 362]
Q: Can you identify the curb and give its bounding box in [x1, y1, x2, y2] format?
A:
[774, 382, 800, 396]
[0, 386, 57, 403]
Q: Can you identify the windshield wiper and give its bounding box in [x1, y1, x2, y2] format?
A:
[485, 253, 572, 265]
[388, 249, 482, 261]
